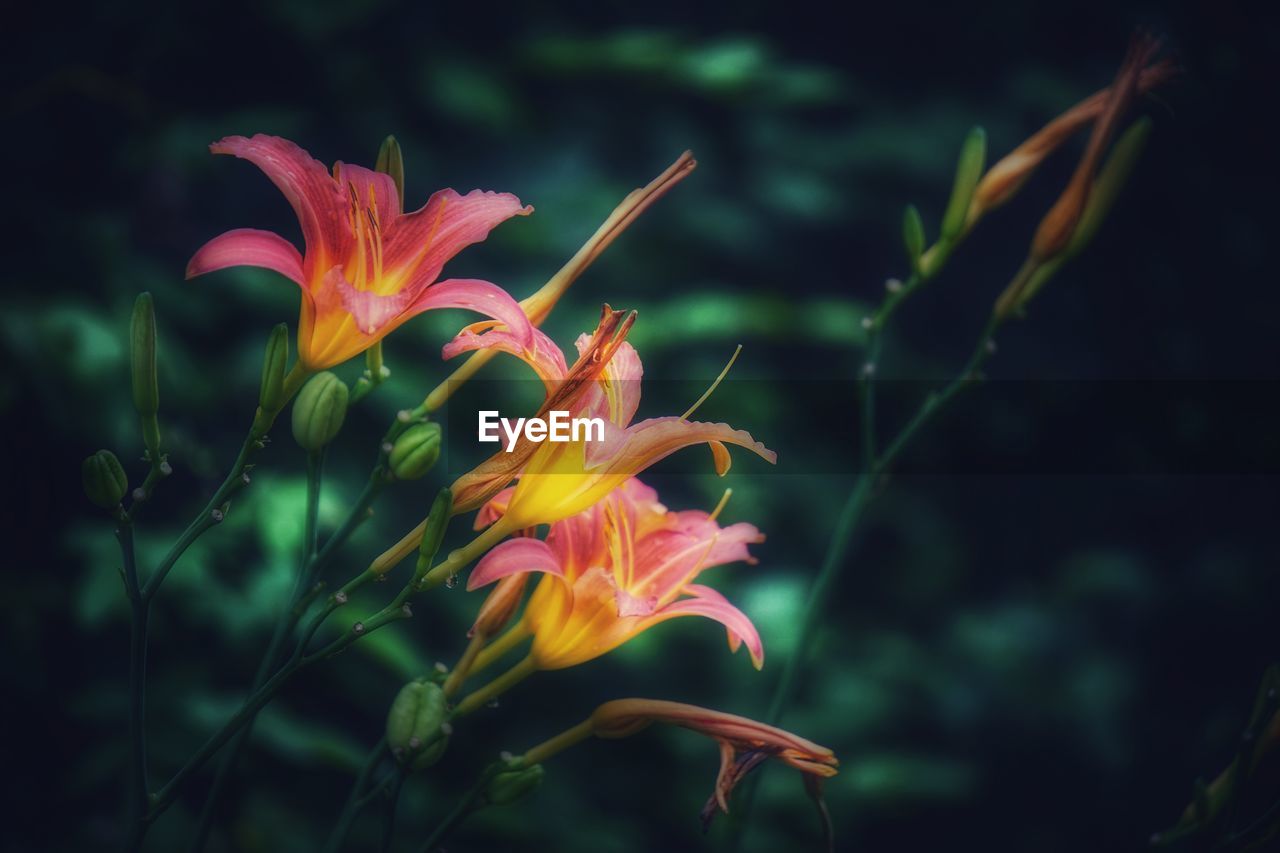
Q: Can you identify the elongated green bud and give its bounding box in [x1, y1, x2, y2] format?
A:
[902, 204, 925, 271]
[82, 450, 128, 509]
[416, 488, 454, 572]
[389, 423, 442, 480]
[485, 764, 544, 806]
[375, 135, 405, 213]
[386, 681, 449, 770]
[259, 324, 289, 413]
[130, 293, 161, 458]
[291, 372, 348, 451]
[941, 126, 987, 241]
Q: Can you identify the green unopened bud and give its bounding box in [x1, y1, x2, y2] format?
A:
[130, 293, 161, 458]
[292, 372, 348, 451]
[941, 126, 987, 241]
[386, 681, 449, 770]
[416, 488, 454, 572]
[375, 135, 405, 214]
[389, 423, 442, 480]
[485, 764, 544, 806]
[259, 324, 289, 413]
[902, 204, 925, 271]
[83, 450, 128, 509]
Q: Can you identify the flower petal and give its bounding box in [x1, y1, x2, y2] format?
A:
[333, 161, 400, 223]
[383, 188, 532, 290]
[209, 135, 345, 260]
[186, 228, 305, 286]
[467, 537, 564, 590]
[586, 417, 777, 472]
[573, 335, 643, 427]
[443, 322, 567, 389]
[411, 278, 535, 350]
[649, 585, 764, 669]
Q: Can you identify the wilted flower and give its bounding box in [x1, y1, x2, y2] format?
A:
[468, 478, 765, 671]
[519, 698, 837, 832]
[187, 134, 535, 370]
[590, 699, 838, 827]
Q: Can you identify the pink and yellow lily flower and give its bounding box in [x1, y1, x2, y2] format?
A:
[467, 477, 766, 671]
[445, 311, 776, 534]
[187, 134, 535, 371]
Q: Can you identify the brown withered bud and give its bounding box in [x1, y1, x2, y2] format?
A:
[968, 42, 1174, 231]
[468, 573, 530, 638]
[1030, 34, 1163, 262]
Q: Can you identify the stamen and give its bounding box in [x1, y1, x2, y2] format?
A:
[681, 344, 742, 420]
[708, 488, 733, 522]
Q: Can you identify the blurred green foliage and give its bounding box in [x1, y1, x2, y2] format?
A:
[5, 1, 1278, 852]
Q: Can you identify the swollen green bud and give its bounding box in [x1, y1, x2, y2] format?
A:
[259, 324, 289, 413]
[375, 135, 405, 213]
[902, 204, 925, 271]
[941, 126, 987, 241]
[386, 681, 449, 770]
[389, 423, 442, 480]
[484, 764, 544, 806]
[416, 487, 454, 571]
[291, 372, 348, 451]
[130, 293, 161, 458]
[83, 450, 128, 509]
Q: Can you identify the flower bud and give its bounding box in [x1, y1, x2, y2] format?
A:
[469, 574, 529, 638]
[291, 371, 348, 451]
[375, 135, 405, 213]
[259, 323, 289, 413]
[940, 126, 986, 241]
[415, 487, 454, 572]
[130, 292, 161, 458]
[389, 422, 442, 481]
[82, 450, 128, 509]
[901, 204, 925, 272]
[484, 764, 544, 806]
[386, 681, 449, 770]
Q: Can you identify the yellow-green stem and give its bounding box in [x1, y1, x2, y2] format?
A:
[521, 719, 594, 766]
[452, 655, 537, 717]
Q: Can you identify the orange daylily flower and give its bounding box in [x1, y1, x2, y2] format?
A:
[468, 478, 766, 671]
[187, 134, 535, 370]
[445, 311, 775, 535]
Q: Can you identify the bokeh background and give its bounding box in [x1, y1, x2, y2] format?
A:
[6, 1, 1278, 851]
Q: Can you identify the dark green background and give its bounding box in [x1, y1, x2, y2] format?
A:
[6, 1, 1278, 851]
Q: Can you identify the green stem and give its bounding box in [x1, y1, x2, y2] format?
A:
[417, 763, 504, 853]
[323, 738, 389, 853]
[140, 431, 259, 602]
[118, 517, 151, 851]
[731, 313, 1002, 848]
[187, 451, 326, 852]
[380, 770, 407, 853]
